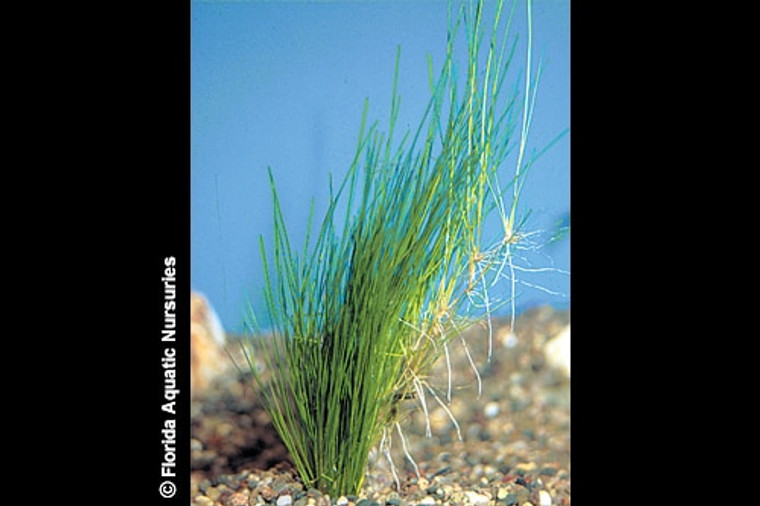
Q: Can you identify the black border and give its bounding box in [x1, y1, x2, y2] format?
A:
[142, 2, 191, 503]
[570, 1, 589, 502]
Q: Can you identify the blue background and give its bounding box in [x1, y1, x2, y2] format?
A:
[191, 0, 569, 333]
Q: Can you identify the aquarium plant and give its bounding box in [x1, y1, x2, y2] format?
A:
[240, 0, 563, 496]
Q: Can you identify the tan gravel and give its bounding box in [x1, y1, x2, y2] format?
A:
[191, 305, 570, 505]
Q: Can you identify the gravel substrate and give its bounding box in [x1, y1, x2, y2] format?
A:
[191, 305, 570, 506]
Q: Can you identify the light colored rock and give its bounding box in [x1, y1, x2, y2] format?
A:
[464, 491, 490, 505]
[419, 496, 436, 505]
[277, 495, 293, 506]
[484, 401, 500, 419]
[336, 496, 349, 506]
[224, 492, 250, 506]
[191, 291, 229, 394]
[258, 485, 277, 501]
[191, 291, 226, 344]
[205, 486, 222, 501]
[544, 324, 570, 377]
[539, 490, 552, 506]
[501, 328, 518, 349]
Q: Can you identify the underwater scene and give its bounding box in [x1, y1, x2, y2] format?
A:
[191, 1, 569, 504]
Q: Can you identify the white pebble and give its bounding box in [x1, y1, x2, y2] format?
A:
[503, 330, 518, 349]
[419, 497, 436, 505]
[544, 324, 570, 377]
[277, 495, 293, 506]
[539, 490, 552, 506]
[484, 401, 500, 418]
[336, 497, 348, 506]
[464, 491, 490, 505]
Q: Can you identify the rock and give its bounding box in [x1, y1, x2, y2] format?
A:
[539, 490, 552, 506]
[385, 492, 402, 505]
[206, 486, 222, 501]
[500, 328, 518, 349]
[501, 493, 518, 505]
[337, 496, 349, 506]
[544, 324, 570, 377]
[277, 495, 294, 506]
[450, 492, 467, 504]
[224, 492, 250, 506]
[418, 497, 436, 505]
[191, 291, 229, 394]
[484, 402, 500, 418]
[195, 497, 214, 506]
[431, 487, 445, 499]
[464, 491, 490, 505]
[496, 488, 508, 501]
[197, 478, 212, 494]
[436, 452, 452, 463]
[258, 485, 277, 501]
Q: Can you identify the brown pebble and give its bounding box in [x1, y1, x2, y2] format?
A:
[258, 484, 277, 501]
[224, 492, 250, 506]
[206, 486, 222, 501]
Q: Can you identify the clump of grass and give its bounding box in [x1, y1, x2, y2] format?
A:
[240, 0, 560, 497]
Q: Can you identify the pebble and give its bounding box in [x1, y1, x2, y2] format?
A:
[418, 497, 436, 505]
[544, 325, 570, 377]
[501, 329, 518, 349]
[464, 491, 490, 505]
[258, 485, 277, 501]
[385, 492, 402, 505]
[502, 493, 518, 505]
[484, 402, 500, 418]
[273, 478, 294, 493]
[278, 495, 293, 506]
[198, 479, 212, 494]
[206, 486, 222, 501]
[195, 497, 214, 506]
[539, 490, 552, 506]
[337, 496, 349, 506]
[224, 492, 249, 506]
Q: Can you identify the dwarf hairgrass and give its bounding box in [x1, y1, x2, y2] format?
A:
[238, 0, 566, 496]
